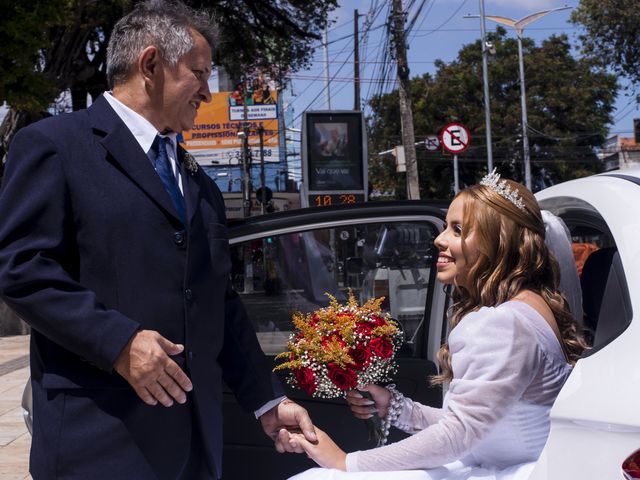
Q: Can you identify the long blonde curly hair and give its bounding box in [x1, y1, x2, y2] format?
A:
[431, 180, 588, 385]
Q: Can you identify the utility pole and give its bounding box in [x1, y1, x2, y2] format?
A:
[478, 6, 571, 189]
[479, 0, 494, 172]
[517, 34, 531, 190]
[391, 0, 420, 199]
[354, 9, 361, 111]
[258, 126, 266, 214]
[239, 78, 254, 294]
[239, 128, 251, 217]
[240, 77, 251, 218]
[323, 27, 331, 109]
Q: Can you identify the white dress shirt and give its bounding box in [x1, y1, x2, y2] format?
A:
[103, 92, 183, 193]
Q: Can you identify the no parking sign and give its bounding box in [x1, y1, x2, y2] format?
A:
[440, 123, 470, 154]
[424, 135, 440, 151]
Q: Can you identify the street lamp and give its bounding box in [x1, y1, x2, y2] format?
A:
[466, 6, 571, 190]
[479, 0, 494, 173]
[463, 1, 496, 173]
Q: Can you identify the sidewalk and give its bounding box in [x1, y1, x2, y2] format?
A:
[0, 335, 32, 480]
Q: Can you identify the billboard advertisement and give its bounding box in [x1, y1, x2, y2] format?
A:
[302, 111, 367, 207]
[181, 88, 280, 166]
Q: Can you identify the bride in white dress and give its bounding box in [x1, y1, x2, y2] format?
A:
[286, 171, 588, 480]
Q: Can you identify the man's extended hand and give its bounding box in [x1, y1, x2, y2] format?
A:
[114, 330, 193, 407]
[260, 399, 317, 454]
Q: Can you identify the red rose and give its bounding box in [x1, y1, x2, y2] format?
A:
[369, 337, 393, 359]
[349, 344, 372, 370]
[370, 314, 387, 327]
[327, 363, 358, 390]
[294, 367, 317, 395]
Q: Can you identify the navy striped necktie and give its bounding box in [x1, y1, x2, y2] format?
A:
[152, 135, 186, 224]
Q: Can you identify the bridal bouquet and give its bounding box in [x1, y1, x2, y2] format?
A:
[274, 292, 403, 442]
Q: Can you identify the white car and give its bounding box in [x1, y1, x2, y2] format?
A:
[21, 168, 640, 479]
[531, 166, 640, 479]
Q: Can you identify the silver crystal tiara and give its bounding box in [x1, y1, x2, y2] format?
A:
[479, 168, 525, 210]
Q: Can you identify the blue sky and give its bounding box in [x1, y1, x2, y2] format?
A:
[285, 0, 638, 137]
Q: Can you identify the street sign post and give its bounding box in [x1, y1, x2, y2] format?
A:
[440, 123, 470, 194]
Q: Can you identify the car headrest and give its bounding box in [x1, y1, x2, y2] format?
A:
[363, 225, 434, 269]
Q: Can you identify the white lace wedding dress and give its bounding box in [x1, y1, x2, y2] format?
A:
[289, 301, 572, 480]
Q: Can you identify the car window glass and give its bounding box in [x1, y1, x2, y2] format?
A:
[230, 221, 439, 358]
[549, 206, 633, 353]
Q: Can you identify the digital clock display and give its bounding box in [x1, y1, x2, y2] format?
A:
[308, 193, 365, 207]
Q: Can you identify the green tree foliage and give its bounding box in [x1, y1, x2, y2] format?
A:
[0, 0, 63, 112]
[367, 28, 617, 199]
[571, 0, 640, 96]
[0, 0, 130, 113]
[199, 0, 338, 81]
[0, 0, 337, 163]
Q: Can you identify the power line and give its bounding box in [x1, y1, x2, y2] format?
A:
[285, 1, 389, 124]
[613, 97, 639, 122]
[406, 0, 430, 36]
[301, 59, 439, 67]
[288, 74, 416, 83]
[285, 33, 354, 111]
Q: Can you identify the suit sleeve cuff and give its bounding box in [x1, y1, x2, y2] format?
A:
[103, 321, 141, 372]
[254, 396, 288, 419]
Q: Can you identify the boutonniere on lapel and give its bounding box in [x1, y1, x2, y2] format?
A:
[183, 152, 199, 175]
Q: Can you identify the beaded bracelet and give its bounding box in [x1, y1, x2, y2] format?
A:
[379, 384, 405, 446]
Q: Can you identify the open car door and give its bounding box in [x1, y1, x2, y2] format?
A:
[222, 201, 448, 479]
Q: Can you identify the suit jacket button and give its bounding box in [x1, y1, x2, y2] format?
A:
[173, 231, 185, 247]
[185, 288, 193, 300]
[188, 350, 194, 359]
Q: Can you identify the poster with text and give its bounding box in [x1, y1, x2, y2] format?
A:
[181, 91, 280, 166]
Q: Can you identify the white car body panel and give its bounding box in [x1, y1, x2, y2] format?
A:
[531, 168, 640, 479]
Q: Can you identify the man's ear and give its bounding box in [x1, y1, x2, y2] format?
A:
[139, 46, 161, 83]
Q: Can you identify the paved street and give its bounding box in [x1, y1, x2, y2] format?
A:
[0, 335, 32, 480]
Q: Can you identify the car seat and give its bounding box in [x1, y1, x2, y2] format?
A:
[580, 247, 632, 355]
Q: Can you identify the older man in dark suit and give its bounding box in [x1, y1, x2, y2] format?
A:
[0, 1, 314, 478]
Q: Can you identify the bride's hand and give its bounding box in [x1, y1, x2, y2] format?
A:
[289, 427, 347, 471]
[346, 384, 391, 420]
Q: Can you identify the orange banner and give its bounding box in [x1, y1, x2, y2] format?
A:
[181, 91, 280, 166]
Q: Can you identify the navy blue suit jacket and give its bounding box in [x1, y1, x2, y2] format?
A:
[0, 96, 283, 479]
